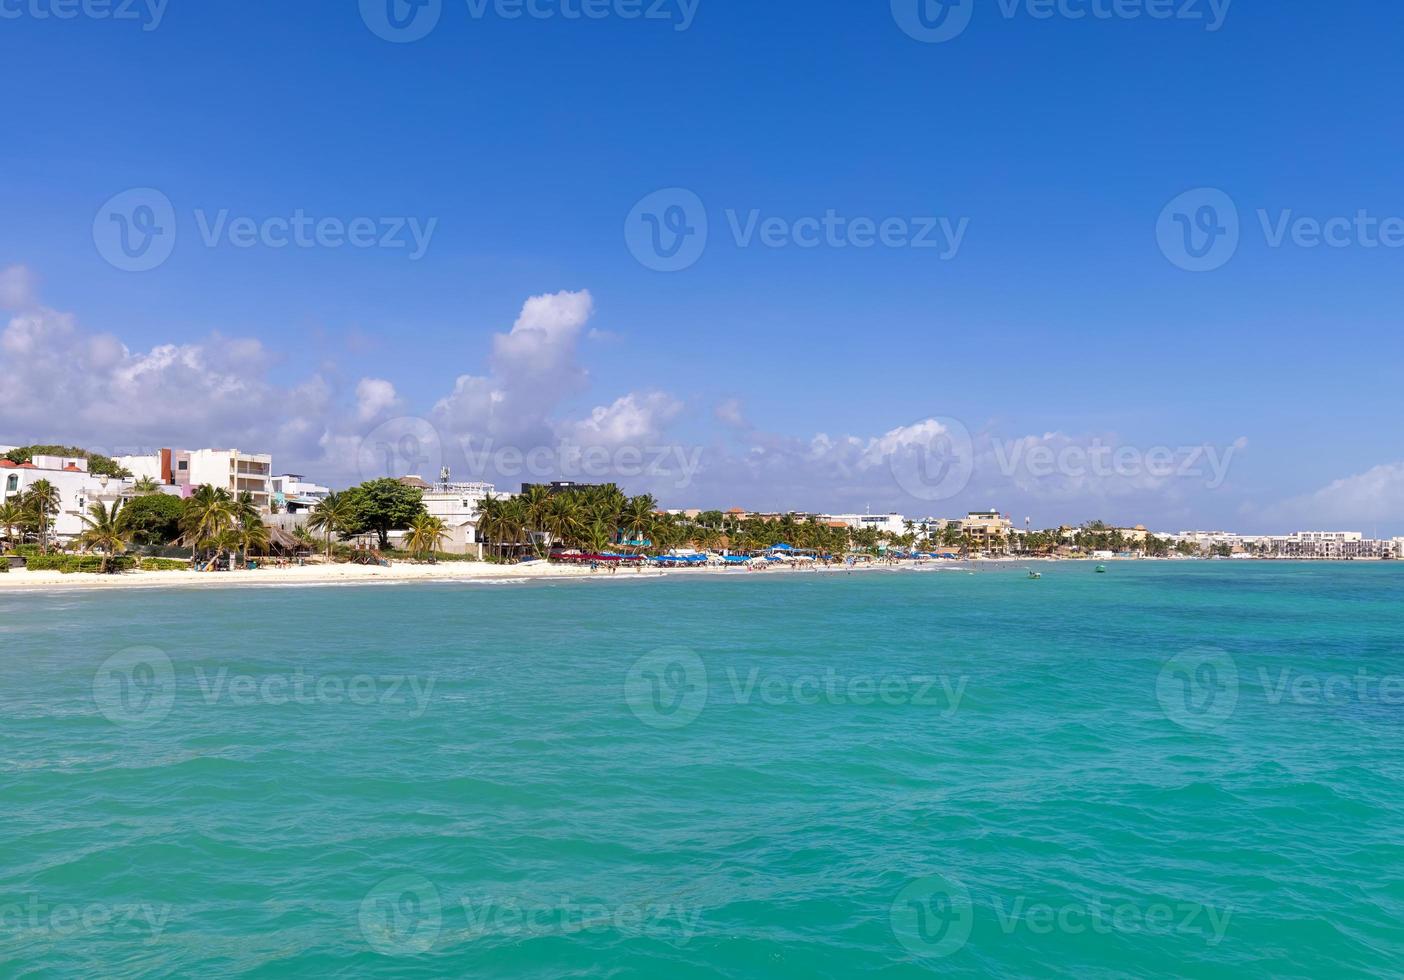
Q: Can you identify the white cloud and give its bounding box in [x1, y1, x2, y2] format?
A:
[1262, 462, 1404, 529]
[434, 289, 594, 446]
[562, 392, 682, 447]
[355, 377, 400, 422]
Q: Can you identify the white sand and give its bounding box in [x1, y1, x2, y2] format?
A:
[0, 556, 1018, 591]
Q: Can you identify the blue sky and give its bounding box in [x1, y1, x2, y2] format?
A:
[3, 1, 1404, 531]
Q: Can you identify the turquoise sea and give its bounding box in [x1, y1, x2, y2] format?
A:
[3, 562, 1404, 977]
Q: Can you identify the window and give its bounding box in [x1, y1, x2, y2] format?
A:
[178, 461, 188, 471]
[5, 475, 16, 492]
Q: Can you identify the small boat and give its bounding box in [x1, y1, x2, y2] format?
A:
[1027, 570, 1042, 579]
[1095, 564, 1107, 574]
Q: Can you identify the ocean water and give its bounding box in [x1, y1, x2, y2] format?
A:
[3, 562, 1404, 977]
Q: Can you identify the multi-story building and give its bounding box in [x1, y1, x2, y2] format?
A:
[0, 454, 132, 542]
[1260, 531, 1397, 559]
[959, 509, 1015, 554]
[117, 448, 274, 512]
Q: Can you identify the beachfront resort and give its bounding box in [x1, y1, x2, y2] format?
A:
[1, 441, 1402, 582]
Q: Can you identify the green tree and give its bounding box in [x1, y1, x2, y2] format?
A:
[119, 493, 185, 547]
[131, 476, 163, 495]
[343, 479, 426, 550]
[0, 500, 25, 549]
[77, 499, 131, 573]
[406, 513, 448, 557]
[180, 485, 236, 561]
[23, 480, 61, 553]
[307, 491, 356, 559]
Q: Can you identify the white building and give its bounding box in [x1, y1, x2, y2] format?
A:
[1261, 531, 1396, 559]
[818, 513, 912, 538]
[387, 476, 504, 556]
[270, 474, 331, 513]
[117, 448, 274, 512]
[0, 454, 132, 542]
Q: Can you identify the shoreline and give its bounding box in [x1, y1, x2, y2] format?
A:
[0, 557, 1005, 592]
[0, 554, 1389, 592]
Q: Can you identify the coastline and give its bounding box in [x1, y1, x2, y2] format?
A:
[0, 554, 1381, 593]
[0, 557, 937, 591]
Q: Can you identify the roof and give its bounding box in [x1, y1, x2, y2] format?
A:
[0, 460, 14, 468]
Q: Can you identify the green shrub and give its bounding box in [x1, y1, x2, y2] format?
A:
[138, 558, 187, 572]
[24, 554, 136, 574]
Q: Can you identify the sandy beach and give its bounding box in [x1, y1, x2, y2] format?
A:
[0, 557, 1015, 591]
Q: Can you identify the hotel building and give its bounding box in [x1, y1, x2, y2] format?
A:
[117, 448, 274, 512]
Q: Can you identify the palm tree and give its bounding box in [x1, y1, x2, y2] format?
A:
[236, 520, 270, 568]
[307, 491, 355, 559]
[620, 494, 657, 554]
[582, 518, 613, 555]
[24, 480, 61, 554]
[406, 513, 448, 558]
[0, 500, 24, 550]
[544, 492, 582, 551]
[131, 476, 162, 495]
[180, 485, 235, 563]
[77, 499, 131, 573]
